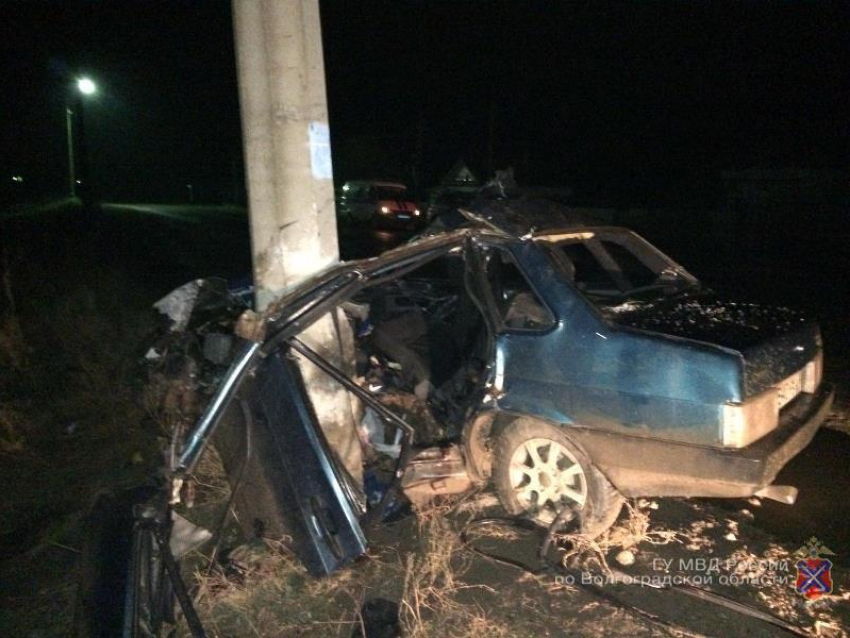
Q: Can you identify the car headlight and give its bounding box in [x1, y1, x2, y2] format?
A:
[380, 206, 390, 214]
[802, 350, 823, 394]
[721, 387, 779, 448]
[414, 208, 421, 216]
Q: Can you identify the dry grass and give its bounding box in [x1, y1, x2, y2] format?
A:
[0, 314, 28, 373]
[399, 503, 505, 638]
[606, 500, 681, 550]
[173, 492, 850, 638]
[177, 460, 387, 636]
[0, 404, 26, 452]
[0, 250, 29, 375]
[190, 445, 231, 500]
[453, 492, 500, 515]
[142, 350, 202, 447]
[0, 248, 160, 636]
[399, 514, 463, 633]
[49, 277, 151, 444]
[556, 500, 681, 571]
[180, 494, 512, 638]
[0, 299, 31, 451]
[183, 538, 373, 638]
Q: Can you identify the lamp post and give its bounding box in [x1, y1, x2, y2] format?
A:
[66, 105, 76, 197]
[66, 77, 96, 204]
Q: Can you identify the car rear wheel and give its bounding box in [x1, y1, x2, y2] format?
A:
[492, 419, 624, 537]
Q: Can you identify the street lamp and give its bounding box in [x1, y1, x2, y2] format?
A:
[66, 77, 97, 200]
[77, 77, 97, 96]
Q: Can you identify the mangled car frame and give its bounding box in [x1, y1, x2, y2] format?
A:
[134, 210, 832, 634]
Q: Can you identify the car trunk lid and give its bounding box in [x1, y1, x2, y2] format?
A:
[606, 294, 821, 397]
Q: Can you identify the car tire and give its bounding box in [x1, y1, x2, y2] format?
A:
[73, 487, 173, 638]
[123, 512, 176, 637]
[492, 419, 623, 538]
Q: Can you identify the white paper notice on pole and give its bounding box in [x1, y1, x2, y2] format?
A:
[309, 121, 333, 180]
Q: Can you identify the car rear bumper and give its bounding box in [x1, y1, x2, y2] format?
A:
[570, 383, 834, 498]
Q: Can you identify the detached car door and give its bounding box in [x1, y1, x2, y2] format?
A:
[224, 346, 368, 576]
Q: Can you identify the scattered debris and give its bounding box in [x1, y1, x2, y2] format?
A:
[401, 446, 472, 507]
[615, 549, 636, 566]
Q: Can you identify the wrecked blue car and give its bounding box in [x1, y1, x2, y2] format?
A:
[144, 213, 831, 578]
[111, 211, 831, 635]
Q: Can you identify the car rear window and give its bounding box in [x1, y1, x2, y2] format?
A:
[558, 242, 619, 294]
[599, 240, 657, 289]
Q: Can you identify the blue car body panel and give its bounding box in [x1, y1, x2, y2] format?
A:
[494, 240, 748, 446]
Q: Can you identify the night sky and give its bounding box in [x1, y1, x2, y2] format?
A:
[2, 1, 848, 205]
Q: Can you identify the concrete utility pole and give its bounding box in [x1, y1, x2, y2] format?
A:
[233, 0, 338, 308]
[233, 0, 362, 481]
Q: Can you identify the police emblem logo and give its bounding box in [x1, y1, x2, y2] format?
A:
[794, 537, 835, 600]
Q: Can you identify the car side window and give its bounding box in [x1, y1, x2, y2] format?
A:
[485, 248, 554, 331]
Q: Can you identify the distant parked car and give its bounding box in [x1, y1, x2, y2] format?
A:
[337, 180, 422, 229]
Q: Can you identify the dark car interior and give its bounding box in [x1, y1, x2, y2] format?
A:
[346, 252, 490, 443]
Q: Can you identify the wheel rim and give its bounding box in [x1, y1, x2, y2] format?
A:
[508, 437, 587, 525]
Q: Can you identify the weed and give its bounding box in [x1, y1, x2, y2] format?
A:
[184, 538, 371, 638]
[557, 500, 680, 571]
[399, 506, 502, 638]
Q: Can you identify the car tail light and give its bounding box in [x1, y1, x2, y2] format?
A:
[722, 387, 779, 448]
[802, 351, 823, 394]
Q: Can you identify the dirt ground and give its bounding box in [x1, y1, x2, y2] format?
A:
[171, 478, 850, 638]
[0, 200, 848, 637]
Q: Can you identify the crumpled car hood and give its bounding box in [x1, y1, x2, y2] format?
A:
[607, 293, 821, 396]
